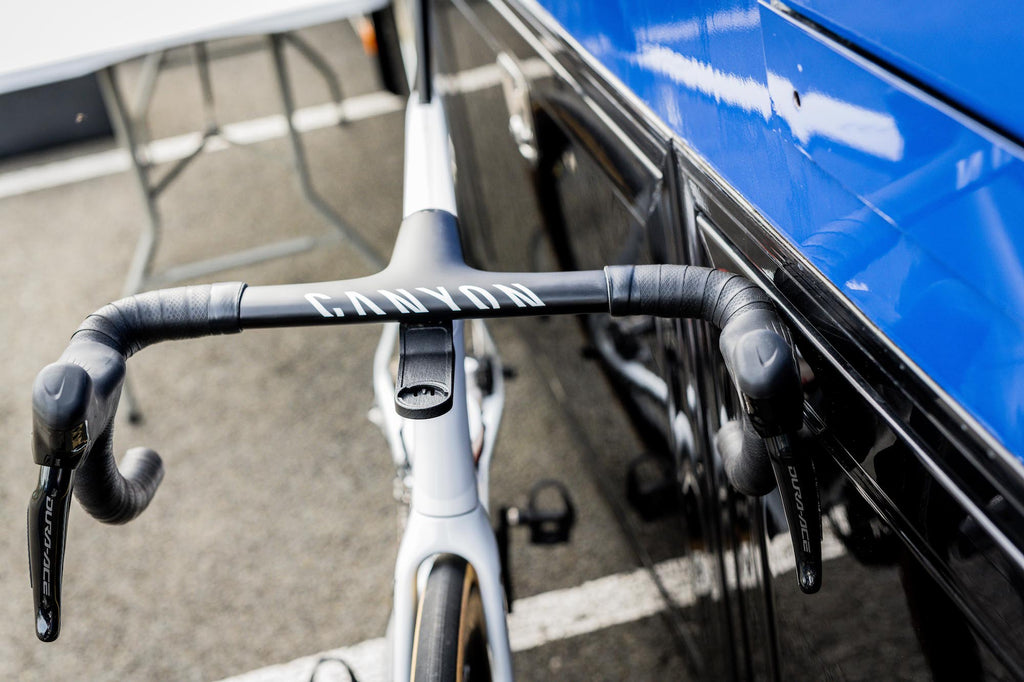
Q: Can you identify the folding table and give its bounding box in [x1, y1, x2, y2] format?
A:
[0, 0, 390, 297]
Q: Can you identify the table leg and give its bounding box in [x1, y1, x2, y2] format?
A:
[97, 67, 162, 299]
[131, 50, 166, 145]
[282, 32, 346, 125]
[268, 32, 383, 269]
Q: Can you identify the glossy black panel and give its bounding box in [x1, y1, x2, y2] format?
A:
[435, 0, 1024, 678]
[692, 174, 1024, 679]
[434, 2, 709, 677]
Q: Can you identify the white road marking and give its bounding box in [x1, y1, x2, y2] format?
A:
[0, 91, 404, 199]
[219, 529, 845, 682]
[0, 57, 552, 201]
[219, 637, 389, 682]
[0, 147, 129, 199]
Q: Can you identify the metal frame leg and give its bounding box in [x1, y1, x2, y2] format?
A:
[98, 67, 158, 421]
[98, 68, 162, 299]
[98, 31, 384, 417]
[130, 51, 166, 149]
[101, 64, 213, 295]
[99, 61, 209, 421]
[194, 43, 220, 137]
[268, 32, 383, 268]
[132, 51, 165, 115]
[282, 32, 346, 124]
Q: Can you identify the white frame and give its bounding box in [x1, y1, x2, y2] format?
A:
[371, 95, 516, 681]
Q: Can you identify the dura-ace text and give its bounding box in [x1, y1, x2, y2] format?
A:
[41, 495, 53, 597]
[788, 464, 812, 553]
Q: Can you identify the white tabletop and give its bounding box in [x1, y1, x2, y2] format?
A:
[0, 0, 390, 95]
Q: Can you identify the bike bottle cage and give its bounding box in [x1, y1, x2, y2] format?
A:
[395, 321, 455, 419]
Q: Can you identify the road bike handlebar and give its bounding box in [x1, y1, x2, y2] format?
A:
[609, 265, 819, 593]
[607, 264, 802, 428]
[28, 283, 245, 640]
[28, 230, 813, 642]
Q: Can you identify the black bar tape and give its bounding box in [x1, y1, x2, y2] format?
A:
[44, 282, 245, 525]
[75, 428, 164, 525]
[605, 264, 772, 329]
[605, 263, 802, 435]
[71, 282, 246, 357]
[715, 419, 775, 497]
[28, 281, 249, 642]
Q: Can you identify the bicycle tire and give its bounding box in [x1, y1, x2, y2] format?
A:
[411, 555, 492, 682]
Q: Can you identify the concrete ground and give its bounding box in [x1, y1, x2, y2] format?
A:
[0, 21, 689, 681]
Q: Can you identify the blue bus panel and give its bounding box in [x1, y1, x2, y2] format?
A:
[534, 0, 1024, 459]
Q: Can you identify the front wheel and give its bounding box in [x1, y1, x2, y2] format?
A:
[412, 555, 492, 682]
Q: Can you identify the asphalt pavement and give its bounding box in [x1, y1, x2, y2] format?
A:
[0, 21, 686, 681]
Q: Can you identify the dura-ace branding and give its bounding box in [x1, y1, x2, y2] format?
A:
[788, 464, 812, 553]
[41, 495, 54, 597]
[303, 283, 546, 318]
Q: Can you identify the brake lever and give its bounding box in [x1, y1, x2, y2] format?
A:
[719, 308, 822, 594]
[28, 466, 75, 641]
[27, 361, 94, 641]
[763, 433, 821, 593]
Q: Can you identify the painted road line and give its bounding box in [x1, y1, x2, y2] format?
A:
[219, 529, 846, 682]
[0, 91, 404, 200]
[0, 57, 553, 201]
